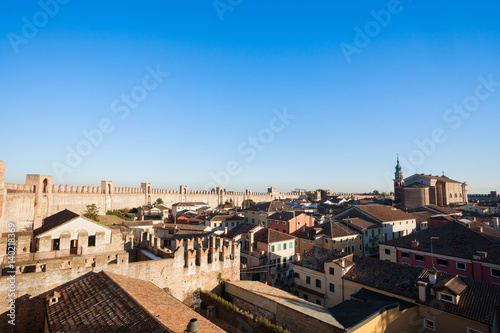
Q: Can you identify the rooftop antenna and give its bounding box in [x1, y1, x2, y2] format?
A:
[442, 171, 445, 177]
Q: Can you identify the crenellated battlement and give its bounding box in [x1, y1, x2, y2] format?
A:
[0, 160, 301, 232]
[0, 234, 240, 304]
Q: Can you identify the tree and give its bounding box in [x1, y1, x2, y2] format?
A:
[83, 204, 100, 222]
[318, 189, 327, 198]
[372, 190, 380, 196]
[156, 198, 164, 205]
[243, 199, 256, 207]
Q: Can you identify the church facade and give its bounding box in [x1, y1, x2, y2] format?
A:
[393, 158, 468, 210]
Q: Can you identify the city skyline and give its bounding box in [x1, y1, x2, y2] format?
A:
[1, 1, 499, 193]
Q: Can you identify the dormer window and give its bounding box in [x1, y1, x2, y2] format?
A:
[439, 292, 454, 304]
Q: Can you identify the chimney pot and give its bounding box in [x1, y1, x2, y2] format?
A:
[417, 281, 427, 303]
[185, 318, 201, 332]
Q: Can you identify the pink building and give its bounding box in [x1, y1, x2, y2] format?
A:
[380, 221, 500, 283]
[267, 211, 315, 234]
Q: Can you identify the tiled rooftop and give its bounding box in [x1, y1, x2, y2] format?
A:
[342, 255, 500, 326]
[354, 205, 416, 222]
[294, 246, 345, 272]
[45, 271, 225, 333]
[34, 209, 80, 237]
[382, 221, 500, 265]
[254, 228, 296, 244]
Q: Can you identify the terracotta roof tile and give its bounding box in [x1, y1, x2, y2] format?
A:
[354, 205, 416, 222]
[46, 271, 225, 332]
[254, 228, 295, 244]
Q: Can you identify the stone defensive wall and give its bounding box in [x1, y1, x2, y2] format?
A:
[0, 234, 240, 331]
[0, 161, 300, 233]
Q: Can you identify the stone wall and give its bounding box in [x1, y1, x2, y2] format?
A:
[0, 161, 300, 232]
[0, 234, 240, 331]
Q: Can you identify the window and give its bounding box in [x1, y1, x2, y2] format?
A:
[424, 319, 435, 331]
[340, 239, 343, 244]
[303, 239, 306, 243]
[316, 299, 321, 305]
[329, 283, 335, 292]
[297, 221, 301, 225]
[360, 244, 362, 251]
[437, 258, 448, 267]
[252, 218, 255, 224]
[439, 293, 453, 303]
[88, 235, 96, 247]
[277, 244, 282, 251]
[415, 254, 424, 262]
[306, 276, 311, 285]
[456, 262, 466, 270]
[332, 240, 336, 245]
[329, 267, 334, 275]
[385, 249, 391, 255]
[315, 279, 321, 288]
[491, 268, 500, 278]
[325, 239, 329, 244]
[351, 245, 355, 253]
[303, 294, 308, 300]
[401, 252, 410, 259]
[290, 241, 293, 248]
[52, 239, 60, 251]
[283, 243, 287, 250]
[283, 221, 286, 225]
[271, 245, 275, 252]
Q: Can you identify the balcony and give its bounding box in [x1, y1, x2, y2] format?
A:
[369, 235, 379, 242]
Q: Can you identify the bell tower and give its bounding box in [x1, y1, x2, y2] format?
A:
[394, 155, 405, 205]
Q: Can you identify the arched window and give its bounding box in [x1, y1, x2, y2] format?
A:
[108, 184, 111, 193]
[449, 193, 452, 198]
[43, 179, 48, 193]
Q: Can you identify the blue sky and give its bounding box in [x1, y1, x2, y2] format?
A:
[1, 1, 499, 194]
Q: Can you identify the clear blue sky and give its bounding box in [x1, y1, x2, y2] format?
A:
[1, 1, 499, 194]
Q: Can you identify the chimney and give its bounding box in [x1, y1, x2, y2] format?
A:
[185, 318, 201, 332]
[411, 240, 419, 248]
[224, 227, 228, 235]
[46, 291, 61, 306]
[492, 217, 499, 230]
[428, 269, 438, 285]
[295, 253, 301, 262]
[417, 281, 427, 302]
[340, 259, 345, 268]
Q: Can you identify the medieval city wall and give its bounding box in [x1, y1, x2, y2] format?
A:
[0, 183, 299, 233]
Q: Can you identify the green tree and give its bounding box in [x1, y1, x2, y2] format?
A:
[83, 203, 100, 222]
[372, 190, 380, 196]
[243, 199, 256, 207]
[156, 198, 164, 205]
